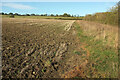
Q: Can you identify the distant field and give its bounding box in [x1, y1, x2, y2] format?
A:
[2, 15, 83, 20]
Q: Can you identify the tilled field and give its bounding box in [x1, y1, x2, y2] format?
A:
[2, 18, 89, 78]
[2, 18, 118, 78]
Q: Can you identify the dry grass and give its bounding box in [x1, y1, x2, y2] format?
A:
[76, 20, 118, 49]
[75, 20, 118, 78]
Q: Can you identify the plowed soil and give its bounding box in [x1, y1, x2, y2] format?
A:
[2, 18, 89, 78]
[2, 18, 118, 78]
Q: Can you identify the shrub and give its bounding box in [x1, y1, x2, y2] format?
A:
[84, 3, 118, 26]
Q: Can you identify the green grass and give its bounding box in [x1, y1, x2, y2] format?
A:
[74, 22, 118, 78]
[74, 51, 81, 55]
[42, 67, 47, 73]
[53, 52, 56, 56]
[73, 76, 80, 78]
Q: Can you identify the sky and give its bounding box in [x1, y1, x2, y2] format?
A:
[1, 0, 119, 2]
[1, 2, 117, 16]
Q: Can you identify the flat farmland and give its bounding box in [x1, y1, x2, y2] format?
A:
[2, 18, 118, 78]
[2, 18, 81, 78]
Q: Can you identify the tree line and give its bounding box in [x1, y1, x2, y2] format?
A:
[84, 2, 119, 26]
[0, 12, 83, 17]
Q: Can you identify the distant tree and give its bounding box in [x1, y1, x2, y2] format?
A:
[4, 13, 8, 15]
[14, 13, 19, 15]
[2, 12, 4, 15]
[9, 13, 13, 15]
[62, 13, 71, 17]
[63, 13, 67, 17]
[56, 14, 58, 17]
[22, 14, 25, 16]
[9, 12, 14, 18]
[18, 14, 21, 16]
[59, 15, 63, 17]
[31, 14, 35, 16]
[41, 14, 44, 16]
[50, 14, 54, 16]
[26, 14, 30, 16]
[40, 14, 47, 16]
[74, 15, 76, 17]
[44, 14, 47, 16]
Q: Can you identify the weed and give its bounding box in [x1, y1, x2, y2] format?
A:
[42, 69, 45, 73]
[53, 52, 56, 56]
[45, 60, 51, 67]
[74, 51, 81, 55]
[73, 76, 80, 78]
[42, 67, 47, 73]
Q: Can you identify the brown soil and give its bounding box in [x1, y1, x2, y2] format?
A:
[2, 18, 89, 78]
[2, 18, 118, 78]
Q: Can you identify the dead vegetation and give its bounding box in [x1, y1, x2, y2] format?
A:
[76, 20, 118, 49]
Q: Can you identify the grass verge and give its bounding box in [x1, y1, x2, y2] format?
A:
[74, 22, 118, 78]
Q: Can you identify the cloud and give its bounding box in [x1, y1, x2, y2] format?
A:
[2, 3, 34, 9]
